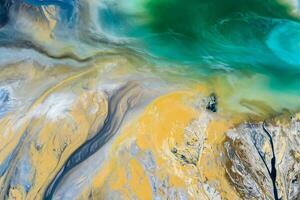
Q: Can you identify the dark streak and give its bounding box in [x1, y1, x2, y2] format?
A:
[43, 82, 141, 200]
[0, 0, 11, 28]
[262, 122, 280, 200]
[252, 122, 280, 200]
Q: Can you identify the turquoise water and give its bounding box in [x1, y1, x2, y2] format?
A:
[109, 0, 300, 72]
[4, 0, 300, 112]
[98, 0, 300, 104]
[21, 0, 300, 74]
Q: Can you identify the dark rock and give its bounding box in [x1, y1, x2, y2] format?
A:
[206, 93, 217, 112]
[0, 0, 11, 28]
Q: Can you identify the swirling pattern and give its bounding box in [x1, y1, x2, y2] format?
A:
[0, 0, 300, 200]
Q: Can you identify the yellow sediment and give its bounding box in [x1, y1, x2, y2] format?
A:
[0, 64, 76, 174]
[128, 159, 153, 200]
[27, 90, 108, 199]
[200, 118, 240, 199]
[0, 57, 138, 199]
[2, 56, 293, 199]
[24, 66, 111, 199]
[87, 89, 246, 199]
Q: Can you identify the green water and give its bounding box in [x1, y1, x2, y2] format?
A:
[128, 0, 299, 68]
[106, 0, 300, 113]
[15, 0, 300, 112]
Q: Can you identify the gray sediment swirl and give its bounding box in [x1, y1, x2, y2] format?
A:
[43, 81, 143, 200]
